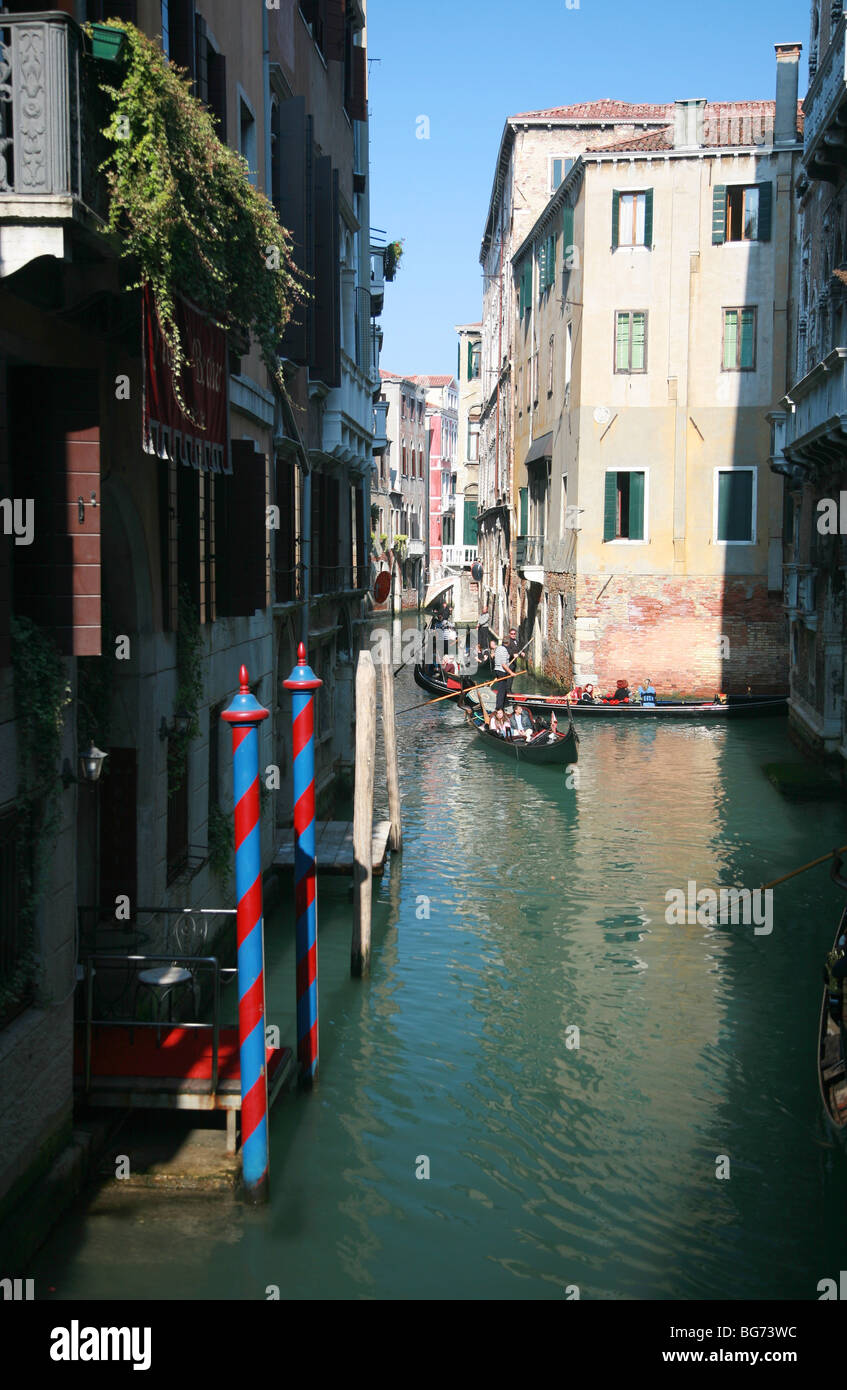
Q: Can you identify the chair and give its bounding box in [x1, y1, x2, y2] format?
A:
[134, 912, 208, 1033]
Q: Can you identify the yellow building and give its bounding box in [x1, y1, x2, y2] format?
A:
[510, 76, 802, 694]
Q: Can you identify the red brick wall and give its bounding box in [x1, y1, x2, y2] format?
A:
[572, 574, 787, 695]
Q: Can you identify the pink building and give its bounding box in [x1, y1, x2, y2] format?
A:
[410, 376, 458, 579]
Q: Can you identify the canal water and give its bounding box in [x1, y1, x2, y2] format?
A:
[34, 618, 847, 1300]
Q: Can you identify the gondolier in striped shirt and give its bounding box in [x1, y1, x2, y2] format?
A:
[493, 638, 518, 712]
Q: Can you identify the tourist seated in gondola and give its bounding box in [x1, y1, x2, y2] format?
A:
[637, 678, 656, 706]
[489, 708, 512, 738]
[602, 679, 631, 703]
[580, 683, 596, 704]
[531, 711, 559, 744]
[509, 703, 535, 742]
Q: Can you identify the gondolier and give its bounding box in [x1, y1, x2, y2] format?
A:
[493, 638, 518, 711]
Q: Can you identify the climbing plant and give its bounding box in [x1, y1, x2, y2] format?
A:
[5, 619, 73, 1016]
[93, 20, 306, 416]
[207, 801, 232, 891]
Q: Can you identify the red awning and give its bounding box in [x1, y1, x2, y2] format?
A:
[142, 284, 229, 473]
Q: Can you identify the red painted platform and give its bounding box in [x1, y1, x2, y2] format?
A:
[73, 1024, 294, 1109]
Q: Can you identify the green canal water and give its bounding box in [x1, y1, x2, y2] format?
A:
[33, 622, 847, 1300]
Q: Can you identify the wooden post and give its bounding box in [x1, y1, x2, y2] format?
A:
[351, 649, 376, 977]
[380, 650, 402, 851]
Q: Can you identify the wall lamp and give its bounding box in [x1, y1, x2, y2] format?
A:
[62, 744, 108, 788]
[159, 706, 192, 742]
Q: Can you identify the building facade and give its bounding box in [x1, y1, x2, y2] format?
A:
[481, 71, 801, 693]
[379, 371, 428, 606]
[0, 0, 382, 1250]
[775, 4, 847, 760]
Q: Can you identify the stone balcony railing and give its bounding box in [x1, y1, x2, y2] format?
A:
[0, 12, 110, 275]
[442, 545, 478, 568]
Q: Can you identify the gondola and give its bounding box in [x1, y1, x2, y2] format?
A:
[413, 660, 492, 699]
[461, 697, 579, 766]
[819, 873, 847, 1132]
[512, 692, 788, 720]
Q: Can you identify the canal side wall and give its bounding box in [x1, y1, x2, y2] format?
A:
[571, 573, 787, 694]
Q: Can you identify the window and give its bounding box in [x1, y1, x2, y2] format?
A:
[551, 156, 575, 193]
[161, 0, 170, 56]
[722, 307, 757, 370]
[470, 343, 481, 379]
[401, 445, 407, 476]
[604, 470, 646, 541]
[715, 468, 755, 543]
[615, 311, 647, 373]
[517, 257, 533, 318]
[548, 334, 555, 395]
[613, 190, 653, 249]
[239, 92, 257, 185]
[713, 183, 773, 244]
[538, 231, 557, 295]
[519, 487, 528, 536]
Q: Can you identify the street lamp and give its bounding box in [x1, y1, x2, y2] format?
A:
[62, 744, 108, 788]
[159, 706, 192, 742]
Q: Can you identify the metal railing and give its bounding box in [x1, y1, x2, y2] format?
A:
[516, 535, 545, 568]
[0, 13, 108, 215]
[80, 952, 237, 1097]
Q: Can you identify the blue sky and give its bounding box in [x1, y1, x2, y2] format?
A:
[368, 0, 809, 377]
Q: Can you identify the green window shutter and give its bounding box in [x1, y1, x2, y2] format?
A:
[464, 497, 478, 545]
[628, 471, 645, 540]
[631, 313, 646, 370]
[717, 471, 753, 541]
[538, 241, 547, 295]
[603, 472, 618, 541]
[615, 313, 630, 371]
[643, 188, 653, 247]
[467, 338, 474, 379]
[612, 190, 620, 250]
[712, 185, 727, 245]
[519, 487, 528, 535]
[562, 203, 574, 265]
[739, 309, 755, 368]
[552, 158, 563, 190]
[723, 310, 738, 368]
[757, 181, 773, 242]
[525, 259, 532, 313]
[518, 264, 525, 317]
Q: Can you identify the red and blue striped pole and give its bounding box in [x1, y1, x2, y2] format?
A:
[221, 665, 270, 1203]
[283, 641, 322, 1085]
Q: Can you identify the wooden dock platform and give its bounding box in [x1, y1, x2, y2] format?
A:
[273, 820, 392, 877]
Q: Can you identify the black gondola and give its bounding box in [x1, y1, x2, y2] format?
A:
[819, 862, 847, 1133]
[512, 692, 788, 720]
[461, 698, 579, 766]
[413, 661, 492, 699]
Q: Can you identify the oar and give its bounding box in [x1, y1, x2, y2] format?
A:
[761, 843, 847, 892]
[395, 672, 512, 717]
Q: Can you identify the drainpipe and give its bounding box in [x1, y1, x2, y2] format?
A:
[301, 469, 311, 649]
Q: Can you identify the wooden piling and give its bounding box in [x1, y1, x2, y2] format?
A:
[380, 649, 402, 852]
[351, 649, 376, 977]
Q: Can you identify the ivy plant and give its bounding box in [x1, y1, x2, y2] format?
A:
[93, 20, 306, 416]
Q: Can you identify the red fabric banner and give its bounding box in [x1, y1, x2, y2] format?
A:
[142, 283, 229, 473]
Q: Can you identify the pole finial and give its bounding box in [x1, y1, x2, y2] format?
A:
[297, 641, 306, 664]
[240, 664, 250, 693]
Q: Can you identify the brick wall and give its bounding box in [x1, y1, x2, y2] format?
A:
[570, 574, 787, 695]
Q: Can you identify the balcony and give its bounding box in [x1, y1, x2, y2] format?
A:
[0, 13, 110, 277]
[783, 563, 818, 627]
[373, 398, 388, 451]
[407, 538, 425, 557]
[516, 535, 545, 572]
[442, 545, 478, 568]
[370, 246, 385, 315]
[804, 15, 847, 180]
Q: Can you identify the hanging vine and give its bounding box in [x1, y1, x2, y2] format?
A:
[4, 620, 73, 1016]
[93, 20, 306, 414]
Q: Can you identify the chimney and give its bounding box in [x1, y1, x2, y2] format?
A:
[673, 99, 706, 150]
[774, 43, 802, 146]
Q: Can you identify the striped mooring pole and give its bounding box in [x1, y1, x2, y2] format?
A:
[283, 641, 322, 1085]
[221, 665, 270, 1203]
